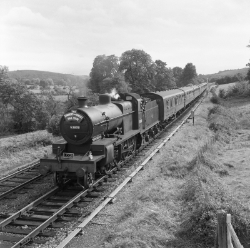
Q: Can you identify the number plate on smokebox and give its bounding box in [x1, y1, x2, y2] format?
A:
[62, 153, 74, 159]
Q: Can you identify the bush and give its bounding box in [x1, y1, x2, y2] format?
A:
[47, 115, 61, 136]
[218, 89, 226, 99]
[207, 105, 238, 135]
[223, 81, 250, 98]
[0, 114, 14, 135]
[179, 163, 250, 247]
[210, 95, 220, 104]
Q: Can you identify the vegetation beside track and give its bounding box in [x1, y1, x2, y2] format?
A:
[0, 130, 54, 177]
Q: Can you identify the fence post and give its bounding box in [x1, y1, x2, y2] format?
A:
[226, 214, 233, 248]
[217, 210, 228, 248]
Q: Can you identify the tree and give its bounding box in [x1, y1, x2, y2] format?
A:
[0, 78, 49, 132]
[88, 55, 119, 93]
[23, 79, 31, 85]
[172, 67, 183, 87]
[11, 91, 49, 132]
[55, 79, 67, 86]
[246, 68, 250, 83]
[247, 42, 250, 83]
[40, 79, 49, 88]
[0, 65, 9, 83]
[154, 60, 176, 91]
[31, 78, 40, 85]
[180, 63, 197, 86]
[46, 78, 54, 86]
[234, 73, 244, 82]
[119, 49, 155, 93]
[88, 54, 130, 94]
[0, 66, 14, 133]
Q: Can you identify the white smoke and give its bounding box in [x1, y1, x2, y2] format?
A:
[107, 88, 120, 99]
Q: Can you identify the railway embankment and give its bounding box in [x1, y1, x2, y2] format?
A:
[66, 93, 250, 248]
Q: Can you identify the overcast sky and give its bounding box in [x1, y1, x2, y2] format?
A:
[0, 0, 249, 76]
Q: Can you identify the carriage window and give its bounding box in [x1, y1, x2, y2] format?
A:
[166, 100, 169, 109]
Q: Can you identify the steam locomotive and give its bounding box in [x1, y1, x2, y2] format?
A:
[39, 83, 207, 188]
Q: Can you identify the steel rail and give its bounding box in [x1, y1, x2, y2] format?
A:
[0, 186, 60, 229]
[56, 90, 207, 248]
[0, 174, 43, 200]
[10, 176, 108, 248]
[0, 159, 39, 183]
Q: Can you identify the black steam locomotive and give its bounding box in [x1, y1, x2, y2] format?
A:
[39, 83, 207, 188]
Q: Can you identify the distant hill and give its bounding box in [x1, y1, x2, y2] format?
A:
[8, 70, 89, 86]
[202, 68, 249, 80]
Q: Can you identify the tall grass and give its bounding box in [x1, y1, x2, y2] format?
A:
[178, 103, 250, 247]
[0, 131, 54, 176]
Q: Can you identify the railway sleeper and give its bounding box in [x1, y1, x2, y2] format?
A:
[2, 227, 56, 237]
[32, 207, 80, 215]
[39, 201, 65, 207]
[7, 179, 27, 183]
[48, 196, 73, 201]
[4, 195, 17, 199]
[56, 191, 81, 197]
[15, 176, 36, 179]
[0, 184, 18, 187]
[87, 192, 100, 198]
[10, 220, 44, 226]
[20, 214, 51, 220]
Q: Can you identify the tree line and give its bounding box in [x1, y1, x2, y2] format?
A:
[211, 73, 247, 85]
[88, 49, 204, 95]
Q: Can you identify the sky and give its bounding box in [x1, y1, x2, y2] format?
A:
[0, 0, 250, 76]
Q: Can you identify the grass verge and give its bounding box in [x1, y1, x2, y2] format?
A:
[0, 130, 54, 176]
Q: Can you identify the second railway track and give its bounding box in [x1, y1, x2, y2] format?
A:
[0, 161, 48, 201]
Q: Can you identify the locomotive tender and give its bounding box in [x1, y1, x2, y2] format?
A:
[39, 83, 207, 188]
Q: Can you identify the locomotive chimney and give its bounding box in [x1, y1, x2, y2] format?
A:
[99, 94, 111, 105]
[77, 97, 88, 108]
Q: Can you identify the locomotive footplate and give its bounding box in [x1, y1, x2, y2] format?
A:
[39, 154, 105, 175]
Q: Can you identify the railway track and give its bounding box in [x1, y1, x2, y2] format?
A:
[0, 161, 45, 201]
[0, 93, 206, 248]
